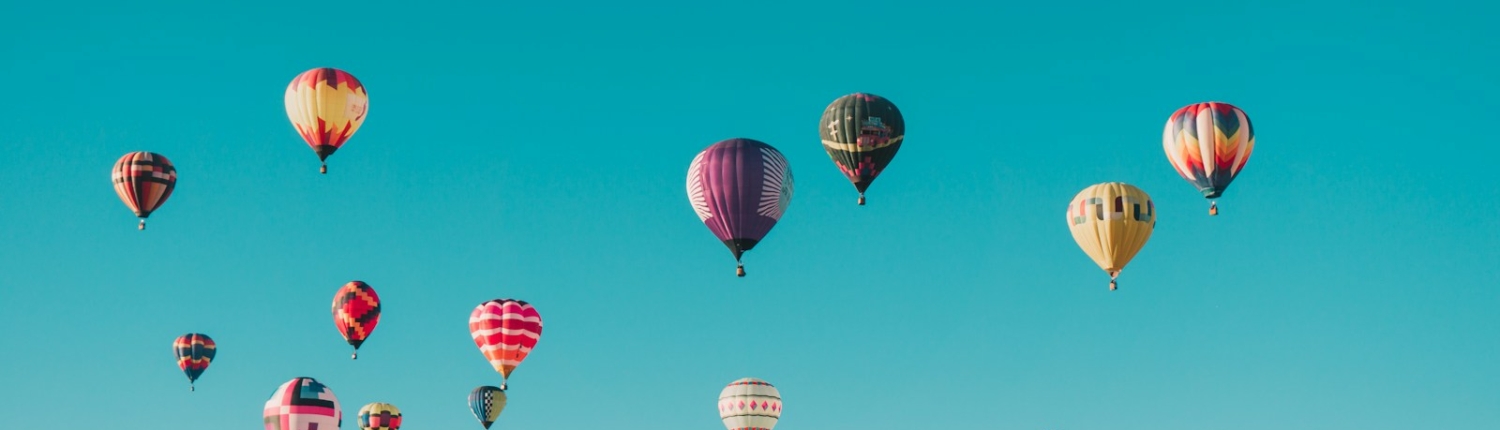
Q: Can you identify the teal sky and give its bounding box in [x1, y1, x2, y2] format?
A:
[3, 1, 1497, 429]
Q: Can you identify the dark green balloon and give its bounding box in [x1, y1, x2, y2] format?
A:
[818, 93, 905, 205]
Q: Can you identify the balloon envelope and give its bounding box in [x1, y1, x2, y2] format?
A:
[819, 93, 905, 205]
[1066, 182, 1156, 290]
[332, 280, 382, 359]
[285, 67, 369, 173]
[1162, 101, 1255, 215]
[263, 377, 341, 430]
[685, 138, 794, 275]
[357, 402, 402, 430]
[468, 386, 508, 429]
[469, 299, 542, 388]
[719, 377, 782, 430]
[111, 151, 176, 229]
[172, 333, 215, 390]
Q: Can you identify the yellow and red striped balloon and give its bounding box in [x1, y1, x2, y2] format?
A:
[285, 67, 369, 174]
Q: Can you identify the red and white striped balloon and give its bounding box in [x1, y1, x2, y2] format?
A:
[468, 299, 542, 390]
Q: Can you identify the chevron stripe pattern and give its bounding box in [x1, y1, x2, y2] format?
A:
[1162, 101, 1255, 199]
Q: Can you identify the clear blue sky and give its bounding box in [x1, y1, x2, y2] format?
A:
[2, 1, 1497, 429]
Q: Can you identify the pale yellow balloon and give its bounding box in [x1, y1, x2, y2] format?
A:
[1065, 182, 1156, 290]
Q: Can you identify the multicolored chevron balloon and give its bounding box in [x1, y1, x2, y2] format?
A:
[1162, 101, 1256, 216]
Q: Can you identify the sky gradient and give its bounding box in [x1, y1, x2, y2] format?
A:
[2, 0, 1497, 429]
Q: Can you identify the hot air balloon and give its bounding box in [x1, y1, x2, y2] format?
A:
[357, 402, 402, 430]
[468, 386, 508, 429]
[263, 377, 341, 430]
[1162, 101, 1255, 216]
[469, 299, 542, 390]
[332, 281, 382, 360]
[172, 333, 215, 391]
[285, 67, 369, 174]
[719, 378, 782, 430]
[819, 93, 905, 205]
[685, 138, 795, 277]
[112, 151, 177, 230]
[1066, 182, 1156, 291]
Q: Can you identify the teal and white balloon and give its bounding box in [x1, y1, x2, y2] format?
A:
[718, 378, 782, 430]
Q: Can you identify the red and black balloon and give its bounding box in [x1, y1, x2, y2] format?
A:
[332, 281, 382, 359]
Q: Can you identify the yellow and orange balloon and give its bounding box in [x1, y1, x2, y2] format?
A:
[285, 67, 369, 174]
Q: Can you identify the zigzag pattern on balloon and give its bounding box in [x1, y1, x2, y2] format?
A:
[332, 281, 382, 356]
[1162, 101, 1255, 198]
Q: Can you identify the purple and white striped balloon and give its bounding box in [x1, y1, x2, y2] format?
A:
[686, 138, 794, 277]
